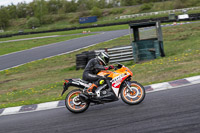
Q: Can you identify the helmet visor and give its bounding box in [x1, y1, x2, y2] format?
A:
[105, 57, 109, 64]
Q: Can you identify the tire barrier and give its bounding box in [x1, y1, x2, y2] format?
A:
[0, 34, 12, 38]
[76, 50, 103, 70]
[76, 53, 88, 70]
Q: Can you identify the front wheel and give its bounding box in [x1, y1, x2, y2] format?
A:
[121, 82, 145, 105]
[65, 89, 90, 113]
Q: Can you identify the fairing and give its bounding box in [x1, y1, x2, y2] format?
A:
[97, 66, 133, 96]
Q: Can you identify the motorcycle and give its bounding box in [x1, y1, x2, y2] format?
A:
[61, 63, 145, 113]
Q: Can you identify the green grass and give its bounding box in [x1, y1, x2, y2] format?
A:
[0, 22, 200, 109]
[0, 33, 96, 56]
[1, 0, 200, 36]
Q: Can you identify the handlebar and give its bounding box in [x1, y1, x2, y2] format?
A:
[113, 63, 123, 70]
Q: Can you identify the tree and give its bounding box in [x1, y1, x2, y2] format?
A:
[68, 0, 78, 12]
[26, 2, 35, 17]
[98, 0, 107, 9]
[86, 0, 99, 10]
[0, 7, 10, 29]
[16, 2, 28, 18]
[91, 6, 102, 17]
[59, 0, 78, 13]
[7, 4, 18, 19]
[47, 0, 62, 14]
[77, 0, 88, 11]
[57, 0, 68, 14]
[33, 0, 48, 24]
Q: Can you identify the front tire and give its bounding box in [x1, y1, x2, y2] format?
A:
[121, 82, 145, 105]
[65, 89, 90, 113]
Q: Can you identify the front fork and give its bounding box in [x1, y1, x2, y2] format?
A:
[125, 81, 132, 91]
[124, 81, 138, 92]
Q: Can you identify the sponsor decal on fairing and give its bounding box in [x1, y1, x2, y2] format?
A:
[111, 73, 130, 96]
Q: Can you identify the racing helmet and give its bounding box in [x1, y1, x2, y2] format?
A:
[97, 52, 110, 65]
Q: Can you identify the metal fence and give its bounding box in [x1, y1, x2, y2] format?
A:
[106, 46, 133, 63]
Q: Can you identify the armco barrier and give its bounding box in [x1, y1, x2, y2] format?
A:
[106, 46, 133, 63]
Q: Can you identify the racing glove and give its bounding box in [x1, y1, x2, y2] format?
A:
[104, 66, 109, 70]
[109, 65, 114, 70]
[104, 65, 114, 70]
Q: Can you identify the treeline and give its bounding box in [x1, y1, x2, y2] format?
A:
[0, 0, 199, 29]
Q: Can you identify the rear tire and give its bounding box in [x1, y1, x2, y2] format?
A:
[121, 82, 145, 105]
[65, 89, 90, 113]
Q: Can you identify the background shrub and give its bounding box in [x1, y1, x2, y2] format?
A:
[26, 17, 40, 29]
[41, 15, 53, 24]
[110, 8, 125, 14]
[91, 7, 102, 17]
[174, 0, 186, 9]
[140, 3, 153, 11]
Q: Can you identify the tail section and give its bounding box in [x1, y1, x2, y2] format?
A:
[61, 79, 90, 96]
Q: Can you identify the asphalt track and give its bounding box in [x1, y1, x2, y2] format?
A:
[0, 29, 129, 71]
[0, 83, 200, 133]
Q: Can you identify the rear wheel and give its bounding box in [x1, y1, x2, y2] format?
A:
[121, 82, 145, 105]
[65, 89, 90, 113]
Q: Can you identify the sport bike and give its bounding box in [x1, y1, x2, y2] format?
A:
[61, 63, 145, 113]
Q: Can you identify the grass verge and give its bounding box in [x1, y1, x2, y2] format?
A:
[0, 22, 200, 109]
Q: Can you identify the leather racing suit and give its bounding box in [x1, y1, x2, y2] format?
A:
[83, 58, 107, 83]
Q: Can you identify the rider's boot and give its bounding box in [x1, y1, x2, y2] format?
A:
[83, 83, 97, 96]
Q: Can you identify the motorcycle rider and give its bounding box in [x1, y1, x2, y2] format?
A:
[82, 51, 114, 96]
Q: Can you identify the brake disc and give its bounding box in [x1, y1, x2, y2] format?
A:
[126, 87, 140, 99]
